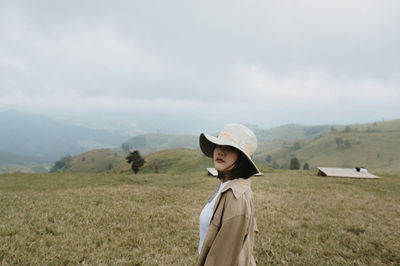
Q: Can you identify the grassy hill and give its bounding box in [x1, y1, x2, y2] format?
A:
[139, 148, 211, 174]
[251, 124, 336, 142]
[255, 119, 400, 172]
[65, 148, 273, 175]
[66, 148, 214, 175]
[139, 148, 274, 175]
[56, 119, 400, 174]
[121, 124, 336, 157]
[250, 124, 337, 154]
[67, 149, 127, 173]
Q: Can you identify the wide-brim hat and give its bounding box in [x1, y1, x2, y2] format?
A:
[199, 123, 261, 176]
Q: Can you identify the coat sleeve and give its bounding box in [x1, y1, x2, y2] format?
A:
[204, 193, 251, 266]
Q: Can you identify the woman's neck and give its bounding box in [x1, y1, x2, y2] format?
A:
[220, 174, 232, 183]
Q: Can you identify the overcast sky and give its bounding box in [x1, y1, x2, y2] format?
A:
[1, 0, 399, 134]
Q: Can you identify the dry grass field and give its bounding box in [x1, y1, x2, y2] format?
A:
[1, 170, 399, 265]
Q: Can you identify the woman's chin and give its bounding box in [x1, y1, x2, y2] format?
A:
[214, 165, 227, 172]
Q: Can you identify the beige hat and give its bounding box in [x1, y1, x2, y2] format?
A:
[199, 123, 261, 175]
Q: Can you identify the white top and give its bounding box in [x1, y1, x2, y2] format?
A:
[198, 180, 232, 254]
[359, 168, 368, 173]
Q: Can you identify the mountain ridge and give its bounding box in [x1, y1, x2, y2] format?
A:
[254, 119, 400, 172]
[0, 110, 126, 163]
[2, 110, 398, 173]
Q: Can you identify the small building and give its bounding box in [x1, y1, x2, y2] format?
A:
[316, 167, 380, 179]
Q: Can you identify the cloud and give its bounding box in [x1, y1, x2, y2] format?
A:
[231, 64, 400, 107]
[0, 0, 399, 130]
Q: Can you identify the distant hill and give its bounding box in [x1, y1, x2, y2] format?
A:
[64, 148, 211, 174]
[65, 148, 273, 175]
[255, 119, 400, 172]
[122, 134, 199, 155]
[136, 148, 271, 174]
[7, 110, 396, 174]
[0, 163, 51, 174]
[0, 150, 49, 165]
[0, 110, 126, 163]
[139, 148, 211, 174]
[249, 124, 338, 154]
[58, 119, 400, 174]
[121, 124, 337, 156]
[67, 149, 127, 173]
[251, 124, 336, 142]
[0, 110, 340, 166]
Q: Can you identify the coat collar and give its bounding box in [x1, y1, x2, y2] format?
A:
[221, 178, 251, 199]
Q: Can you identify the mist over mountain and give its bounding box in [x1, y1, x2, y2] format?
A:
[52, 110, 225, 136]
[0, 110, 126, 162]
[2, 109, 397, 169]
[0, 150, 49, 165]
[122, 134, 199, 155]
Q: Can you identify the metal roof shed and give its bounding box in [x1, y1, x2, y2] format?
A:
[316, 167, 380, 179]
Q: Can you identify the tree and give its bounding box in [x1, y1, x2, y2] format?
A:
[344, 140, 352, 149]
[303, 163, 310, 170]
[289, 157, 300, 170]
[265, 155, 272, 163]
[271, 161, 280, 169]
[151, 157, 161, 173]
[335, 137, 343, 148]
[50, 155, 72, 173]
[344, 126, 351, 133]
[290, 142, 301, 151]
[126, 150, 145, 174]
[121, 143, 130, 154]
[106, 162, 113, 171]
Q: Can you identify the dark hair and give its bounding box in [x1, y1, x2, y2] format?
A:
[217, 149, 256, 180]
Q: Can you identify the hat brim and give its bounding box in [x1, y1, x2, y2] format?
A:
[199, 133, 262, 176]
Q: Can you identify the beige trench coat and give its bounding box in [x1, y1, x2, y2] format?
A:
[197, 178, 257, 266]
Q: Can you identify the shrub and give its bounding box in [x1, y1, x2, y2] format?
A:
[344, 140, 352, 149]
[335, 137, 343, 148]
[106, 163, 113, 171]
[290, 157, 300, 170]
[290, 142, 301, 151]
[50, 155, 72, 173]
[271, 161, 280, 169]
[121, 143, 130, 154]
[126, 150, 145, 174]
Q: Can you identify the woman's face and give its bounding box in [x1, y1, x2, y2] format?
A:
[213, 145, 239, 172]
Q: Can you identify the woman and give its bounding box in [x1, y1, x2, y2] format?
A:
[197, 123, 260, 266]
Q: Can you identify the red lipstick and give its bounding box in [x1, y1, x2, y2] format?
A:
[215, 157, 225, 163]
